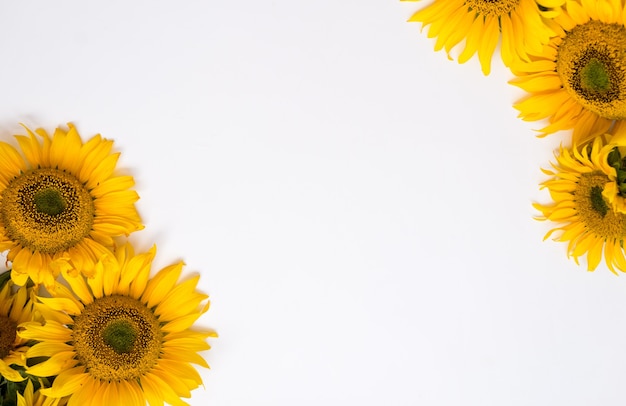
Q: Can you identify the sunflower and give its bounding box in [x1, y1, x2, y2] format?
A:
[512, 0, 626, 143]
[533, 134, 626, 272]
[404, 0, 560, 75]
[0, 278, 37, 383]
[0, 123, 143, 288]
[19, 243, 216, 406]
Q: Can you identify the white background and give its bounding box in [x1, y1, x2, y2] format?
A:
[2, 1, 626, 405]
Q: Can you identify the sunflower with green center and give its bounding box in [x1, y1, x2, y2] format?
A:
[512, 0, 626, 143]
[404, 0, 561, 75]
[0, 123, 143, 288]
[19, 243, 216, 406]
[0, 277, 37, 383]
[533, 134, 626, 272]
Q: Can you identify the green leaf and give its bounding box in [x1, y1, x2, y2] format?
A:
[0, 272, 11, 292]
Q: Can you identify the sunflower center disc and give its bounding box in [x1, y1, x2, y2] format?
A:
[576, 172, 626, 238]
[0, 315, 16, 359]
[0, 168, 95, 254]
[33, 188, 67, 216]
[102, 319, 138, 354]
[557, 20, 626, 119]
[72, 295, 162, 381]
[580, 58, 611, 93]
[590, 185, 609, 217]
[464, 0, 519, 16]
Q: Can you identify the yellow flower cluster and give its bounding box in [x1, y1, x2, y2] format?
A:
[0, 124, 215, 405]
[407, 0, 626, 273]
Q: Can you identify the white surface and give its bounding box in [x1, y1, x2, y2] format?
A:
[2, 1, 626, 405]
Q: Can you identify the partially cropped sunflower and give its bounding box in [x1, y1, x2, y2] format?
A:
[512, 0, 626, 143]
[20, 244, 216, 406]
[0, 278, 37, 383]
[534, 135, 626, 272]
[0, 123, 143, 288]
[404, 0, 560, 75]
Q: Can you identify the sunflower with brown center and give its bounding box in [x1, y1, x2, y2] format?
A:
[512, 0, 626, 143]
[405, 0, 560, 75]
[533, 135, 626, 272]
[0, 123, 143, 288]
[19, 243, 216, 406]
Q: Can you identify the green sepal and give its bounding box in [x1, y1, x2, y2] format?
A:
[0, 272, 11, 292]
[608, 147, 622, 167]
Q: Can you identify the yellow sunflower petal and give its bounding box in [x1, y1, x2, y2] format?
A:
[143, 262, 184, 309]
[124, 245, 156, 298]
[61, 269, 94, 305]
[117, 380, 145, 406]
[26, 351, 77, 377]
[0, 359, 25, 382]
[586, 237, 605, 270]
[476, 15, 499, 75]
[0, 142, 26, 182]
[142, 373, 190, 406]
[20, 320, 72, 342]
